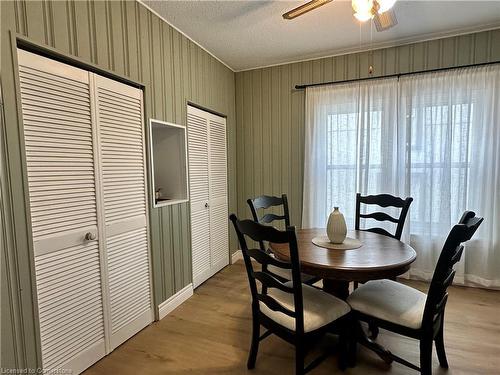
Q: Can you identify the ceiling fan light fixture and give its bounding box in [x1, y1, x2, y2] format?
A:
[283, 0, 332, 20]
[352, 0, 375, 22]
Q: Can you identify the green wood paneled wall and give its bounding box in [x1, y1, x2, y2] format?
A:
[235, 29, 500, 227]
[1, 0, 236, 369]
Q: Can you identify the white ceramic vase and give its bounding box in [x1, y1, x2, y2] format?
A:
[326, 207, 347, 244]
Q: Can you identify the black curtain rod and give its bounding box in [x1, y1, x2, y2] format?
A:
[294, 60, 500, 90]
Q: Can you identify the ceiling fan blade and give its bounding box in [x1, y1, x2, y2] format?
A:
[374, 9, 398, 32]
[282, 0, 333, 20]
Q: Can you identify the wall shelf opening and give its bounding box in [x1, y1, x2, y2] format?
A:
[149, 119, 189, 207]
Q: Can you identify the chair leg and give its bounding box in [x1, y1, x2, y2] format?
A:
[435, 319, 449, 369]
[338, 326, 349, 371]
[344, 314, 357, 368]
[247, 316, 260, 369]
[419, 339, 433, 375]
[295, 343, 305, 375]
[348, 336, 357, 368]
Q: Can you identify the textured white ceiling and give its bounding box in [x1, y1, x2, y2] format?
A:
[142, 1, 500, 71]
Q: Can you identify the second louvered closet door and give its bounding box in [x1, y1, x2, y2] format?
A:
[187, 107, 211, 287]
[187, 105, 229, 288]
[95, 75, 153, 350]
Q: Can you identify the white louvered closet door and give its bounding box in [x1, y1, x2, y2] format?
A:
[187, 106, 211, 287]
[17, 50, 106, 373]
[208, 115, 229, 275]
[95, 75, 153, 350]
[187, 106, 228, 288]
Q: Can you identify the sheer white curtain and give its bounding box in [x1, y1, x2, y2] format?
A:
[302, 78, 400, 230]
[303, 65, 500, 288]
[399, 67, 500, 287]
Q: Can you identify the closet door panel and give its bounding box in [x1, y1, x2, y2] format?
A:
[95, 75, 153, 350]
[187, 107, 211, 287]
[35, 242, 104, 370]
[17, 50, 105, 373]
[208, 116, 229, 272]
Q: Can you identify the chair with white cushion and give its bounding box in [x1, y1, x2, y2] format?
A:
[247, 194, 319, 285]
[347, 211, 483, 375]
[230, 214, 353, 374]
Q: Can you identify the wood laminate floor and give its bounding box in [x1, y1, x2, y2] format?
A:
[84, 261, 500, 375]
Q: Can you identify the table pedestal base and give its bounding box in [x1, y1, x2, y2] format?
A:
[322, 279, 350, 300]
[322, 279, 395, 367]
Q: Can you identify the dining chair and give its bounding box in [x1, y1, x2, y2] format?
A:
[355, 193, 413, 240]
[229, 214, 354, 374]
[354, 193, 414, 299]
[247, 194, 319, 286]
[347, 211, 483, 375]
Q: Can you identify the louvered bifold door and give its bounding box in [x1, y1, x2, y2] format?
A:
[94, 75, 153, 350]
[187, 106, 211, 287]
[17, 50, 106, 373]
[208, 114, 229, 275]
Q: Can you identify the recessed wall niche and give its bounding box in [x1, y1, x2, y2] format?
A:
[149, 119, 189, 207]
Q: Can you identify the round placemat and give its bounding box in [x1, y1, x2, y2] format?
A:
[311, 235, 363, 250]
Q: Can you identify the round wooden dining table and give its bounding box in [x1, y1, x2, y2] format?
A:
[269, 228, 417, 300]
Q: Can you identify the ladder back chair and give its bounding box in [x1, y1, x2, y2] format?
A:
[347, 211, 483, 375]
[355, 193, 413, 240]
[354, 193, 414, 300]
[247, 194, 319, 285]
[230, 214, 353, 374]
[248, 194, 291, 229]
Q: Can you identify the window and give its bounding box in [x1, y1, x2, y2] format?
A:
[408, 102, 473, 233]
[304, 66, 500, 286]
[326, 110, 383, 225]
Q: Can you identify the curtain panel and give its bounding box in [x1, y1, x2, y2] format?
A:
[303, 65, 500, 288]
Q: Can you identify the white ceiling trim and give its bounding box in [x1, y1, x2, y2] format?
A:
[236, 21, 500, 72]
[138, 0, 499, 73]
[137, 0, 235, 72]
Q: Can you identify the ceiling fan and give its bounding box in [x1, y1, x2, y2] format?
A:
[282, 0, 398, 32]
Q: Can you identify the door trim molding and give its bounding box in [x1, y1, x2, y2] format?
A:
[186, 101, 227, 119]
[157, 284, 193, 320]
[16, 35, 145, 89]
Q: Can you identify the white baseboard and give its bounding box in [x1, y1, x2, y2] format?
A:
[158, 284, 193, 320]
[231, 249, 243, 264]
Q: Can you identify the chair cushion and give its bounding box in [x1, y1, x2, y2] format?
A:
[259, 282, 350, 332]
[347, 279, 427, 329]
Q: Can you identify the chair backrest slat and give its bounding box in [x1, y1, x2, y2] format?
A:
[362, 227, 394, 238]
[247, 194, 291, 252]
[248, 194, 291, 227]
[230, 214, 305, 334]
[450, 245, 464, 264]
[358, 193, 408, 207]
[253, 271, 294, 293]
[355, 193, 413, 240]
[261, 213, 287, 224]
[359, 212, 399, 223]
[235, 217, 290, 243]
[442, 269, 456, 290]
[422, 211, 483, 329]
[434, 293, 449, 316]
[247, 249, 292, 269]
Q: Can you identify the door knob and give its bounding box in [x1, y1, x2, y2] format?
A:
[85, 232, 97, 241]
[205, 202, 209, 208]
